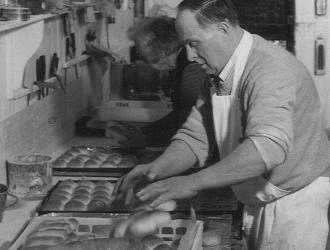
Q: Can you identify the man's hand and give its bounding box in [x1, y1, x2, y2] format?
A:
[113, 163, 158, 199]
[135, 175, 199, 208]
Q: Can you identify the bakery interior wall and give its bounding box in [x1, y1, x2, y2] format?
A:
[0, 8, 135, 184]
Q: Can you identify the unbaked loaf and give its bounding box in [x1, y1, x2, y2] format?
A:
[64, 200, 87, 211]
[141, 235, 165, 250]
[21, 219, 79, 250]
[122, 211, 171, 239]
[41, 180, 115, 212]
[202, 230, 222, 248]
[100, 160, 118, 168]
[53, 146, 140, 169]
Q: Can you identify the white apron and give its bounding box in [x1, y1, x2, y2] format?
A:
[211, 31, 288, 207]
[211, 31, 330, 249]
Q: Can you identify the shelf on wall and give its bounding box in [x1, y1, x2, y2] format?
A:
[0, 14, 58, 34]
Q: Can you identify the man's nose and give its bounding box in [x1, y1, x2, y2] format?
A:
[185, 45, 198, 62]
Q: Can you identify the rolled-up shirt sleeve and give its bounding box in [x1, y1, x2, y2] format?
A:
[243, 67, 296, 170]
[172, 80, 212, 167]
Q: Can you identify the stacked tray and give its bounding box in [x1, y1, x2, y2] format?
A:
[9, 214, 204, 250]
[38, 179, 238, 216]
[51, 146, 163, 177]
[37, 180, 130, 214]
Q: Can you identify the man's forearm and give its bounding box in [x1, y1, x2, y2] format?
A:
[152, 140, 197, 179]
[192, 138, 267, 191]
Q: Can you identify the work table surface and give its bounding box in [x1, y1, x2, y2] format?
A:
[0, 136, 119, 249]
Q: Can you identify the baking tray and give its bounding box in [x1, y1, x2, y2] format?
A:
[37, 179, 238, 216]
[9, 213, 203, 250]
[51, 146, 164, 177]
[9, 214, 122, 250]
[37, 179, 133, 215]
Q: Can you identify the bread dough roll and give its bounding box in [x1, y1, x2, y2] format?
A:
[72, 189, 91, 197]
[87, 200, 109, 211]
[77, 154, 91, 161]
[84, 159, 100, 168]
[42, 199, 65, 211]
[23, 236, 64, 248]
[92, 195, 113, 204]
[141, 235, 165, 250]
[153, 243, 172, 250]
[67, 158, 85, 168]
[91, 190, 111, 198]
[52, 158, 68, 168]
[95, 181, 114, 190]
[72, 146, 91, 155]
[100, 160, 118, 168]
[37, 219, 78, 232]
[71, 194, 90, 204]
[59, 180, 76, 187]
[27, 229, 69, 240]
[64, 200, 87, 211]
[94, 152, 110, 161]
[107, 126, 128, 142]
[155, 200, 177, 212]
[49, 194, 70, 204]
[60, 152, 76, 160]
[117, 158, 136, 168]
[56, 185, 75, 193]
[126, 211, 171, 239]
[202, 230, 222, 247]
[106, 154, 123, 164]
[51, 189, 72, 197]
[77, 180, 95, 189]
[92, 186, 110, 193]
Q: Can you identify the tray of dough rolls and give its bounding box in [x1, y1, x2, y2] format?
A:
[9, 214, 203, 250]
[51, 146, 162, 177]
[37, 179, 131, 215]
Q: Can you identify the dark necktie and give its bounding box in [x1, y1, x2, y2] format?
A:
[210, 76, 231, 96]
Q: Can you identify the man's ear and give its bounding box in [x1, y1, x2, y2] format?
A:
[217, 19, 230, 35]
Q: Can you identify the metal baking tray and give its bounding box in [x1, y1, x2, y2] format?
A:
[9, 213, 204, 250]
[8, 213, 129, 250]
[51, 146, 163, 177]
[37, 179, 238, 216]
[37, 180, 133, 215]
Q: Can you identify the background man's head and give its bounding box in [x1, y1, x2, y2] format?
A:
[175, 0, 241, 75]
[128, 16, 180, 71]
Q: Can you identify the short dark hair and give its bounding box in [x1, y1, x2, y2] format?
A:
[128, 16, 180, 64]
[178, 0, 239, 27]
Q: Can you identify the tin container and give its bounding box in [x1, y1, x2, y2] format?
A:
[7, 154, 52, 200]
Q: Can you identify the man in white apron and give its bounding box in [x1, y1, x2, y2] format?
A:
[116, 0, 330, 249]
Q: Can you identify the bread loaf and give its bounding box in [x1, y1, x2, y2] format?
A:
[22, 219, 79, 250]
[64, 200, 87, 211]
[100, 161, 118, 168]
[126, 211, 171, 239]
[141, 235, 165, 250]
[202, 230, 222, 248]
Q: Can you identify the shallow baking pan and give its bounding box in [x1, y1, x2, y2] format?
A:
[37, 179, 238, 216]
[9, 213, 204, 250]
[51, 146, 163, 177]
[36, 179, 132, 215]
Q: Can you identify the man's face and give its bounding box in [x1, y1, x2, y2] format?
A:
[175, 9, 231, 75]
